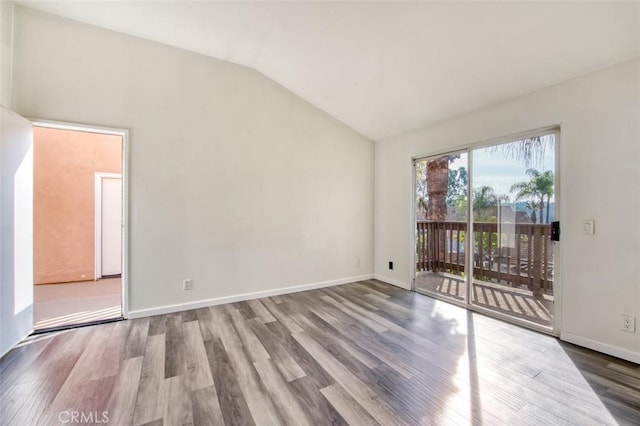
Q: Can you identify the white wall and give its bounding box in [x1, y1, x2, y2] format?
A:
[375, 58, 640, 362]
[12, 7, 374, 315]
[0, 1, 14, 108]
[9, 6, 637, 363]
[1, 106, 33, 357]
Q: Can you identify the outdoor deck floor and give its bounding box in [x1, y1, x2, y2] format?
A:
[414, 271, 553, 327]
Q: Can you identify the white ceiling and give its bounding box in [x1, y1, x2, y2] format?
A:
[16, 1, 640, 140]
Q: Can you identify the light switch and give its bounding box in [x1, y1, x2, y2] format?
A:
[583, 219, 595, 235]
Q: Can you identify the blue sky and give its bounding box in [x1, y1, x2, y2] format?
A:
[449, 135, 555, 202]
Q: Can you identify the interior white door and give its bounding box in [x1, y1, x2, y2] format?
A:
[99, 176, 122, 277]
[0, 107, 34, 356]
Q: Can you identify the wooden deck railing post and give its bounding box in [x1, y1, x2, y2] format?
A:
[532, 225, 543, 297]
[416, 220, 552, 295]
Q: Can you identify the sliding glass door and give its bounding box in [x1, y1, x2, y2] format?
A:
[469, 133, 557, 328]
[414, 130, 558, 331]
[414, 151, 469, 303]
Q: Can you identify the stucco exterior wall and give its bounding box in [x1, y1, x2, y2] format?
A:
[34, 127, 121, 284]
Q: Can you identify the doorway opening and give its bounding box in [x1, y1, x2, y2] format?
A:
[413, 128, 559, 333]
[32, 123, 125, 330]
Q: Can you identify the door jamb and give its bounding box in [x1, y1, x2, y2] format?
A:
[31, 119, 130, 319]
[95, 172, 122, 280]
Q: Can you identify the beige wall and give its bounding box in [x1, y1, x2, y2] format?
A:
[14, 8, 374, 313]
[34, 126, 121, 284]
[0, 2, 14, 109]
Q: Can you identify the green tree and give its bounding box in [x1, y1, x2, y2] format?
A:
[444, 167, 469, 219]
[473, 185, 498, 220]
[447, 167, 468, 206]
[510, 169, 554, 224]
[415, 161, 427, 219]
[532, 170, 554, 223]
[418, 136, 553, 223]
[471, 186, 509, 221]
[449, 194, 468, 219]
[525, 200, 542, 223]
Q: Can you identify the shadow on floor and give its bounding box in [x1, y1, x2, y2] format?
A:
[560, 341, 640, 424]
[415, 271, 553, 327]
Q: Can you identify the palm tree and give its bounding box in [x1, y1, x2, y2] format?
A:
[532, 170, 554, 223]
[471, 186, 511, 221]
[425, 158, 450, 220]
[472, 185, 498, 220]
[510, 169, 554, 223]
[524, 200, 542, 224]
[510, 180, 538, 222]
[491, 136, 553, 168]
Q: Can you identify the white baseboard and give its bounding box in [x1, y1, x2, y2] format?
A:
[373, 274, 410, 290]
[561, 332, 640, 364]
[127, 274, 374, 319]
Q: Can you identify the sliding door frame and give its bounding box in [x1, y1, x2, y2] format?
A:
[411, 148, 470, 310]
[411, 126, 561, 336]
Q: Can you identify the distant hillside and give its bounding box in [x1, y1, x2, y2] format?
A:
[510, 202, 556, 224]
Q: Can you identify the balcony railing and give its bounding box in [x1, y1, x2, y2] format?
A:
[416, 220, 554, 296]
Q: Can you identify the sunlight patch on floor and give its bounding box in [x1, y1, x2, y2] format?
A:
[34, 305, 121, 329]
[34, 278, 121, 329]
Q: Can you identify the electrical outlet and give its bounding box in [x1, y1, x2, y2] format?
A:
[622, 315, 636, 333]
[182, 279, 193, 291]
[388, 261, 394, 270]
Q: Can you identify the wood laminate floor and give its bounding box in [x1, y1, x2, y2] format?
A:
[1, 280, 639, 425]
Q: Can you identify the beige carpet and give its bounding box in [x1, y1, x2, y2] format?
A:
[34, 278, 121, 329]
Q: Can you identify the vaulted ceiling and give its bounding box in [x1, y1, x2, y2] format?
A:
[17, 1, 640, 140]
